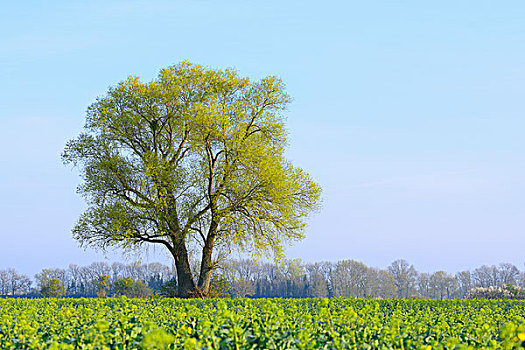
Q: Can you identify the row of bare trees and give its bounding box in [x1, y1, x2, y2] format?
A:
[0, 262, 175, 297]
[1, 259, 524, 298]
[217, 259, 525, 299]
[64, 261, 174, 296]
[0, 269, 32, 295]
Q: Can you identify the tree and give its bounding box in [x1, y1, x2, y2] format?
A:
[35, 268, 67, 297]
[388, 259, 418, 298]
[63, 62, 322, 297]
[0, 269, 31, 296]
[417, 273, 431, 298]
[472, 265, 498, 288]
[305, 262, 329, 298]
[111, 277, 151, 298]
[375, 269, 396, 298]
[455, 270, 472, 298]
[96, 274, 110, 298]
[0, 270, 9, 295]
[40, 278, 66, 298]
[429, 271, 457, 299]
[221, 259, 258, 297]
[498, 263, 520, 286]
[160, 278, 179, 297]
[331, 259, 368, 297]
[518, 271, 525, 289]
[202, 272, 230, 298]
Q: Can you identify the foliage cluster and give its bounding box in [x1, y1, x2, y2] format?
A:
[111, 277, 152, 298]
[2, 298, 525, 349]
[39, 278, 66, 298]
[466, 285, 525, 300]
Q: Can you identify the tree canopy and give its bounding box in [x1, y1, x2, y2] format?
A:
[62, 62, 321, 297]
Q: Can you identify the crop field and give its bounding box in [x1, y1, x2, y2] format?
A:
[1, 298, 525, 349]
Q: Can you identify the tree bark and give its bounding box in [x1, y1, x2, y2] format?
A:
[197, 220, 218, 295]
[169, 237, 195, 297]
[197, 235, 215, 295]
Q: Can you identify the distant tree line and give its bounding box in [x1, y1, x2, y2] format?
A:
[1, 259, 525, 299]
[0, 262, 174, 298]
[219, 259, 525, 299]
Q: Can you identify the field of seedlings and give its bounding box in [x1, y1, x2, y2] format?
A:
[1, 298, 525, 349]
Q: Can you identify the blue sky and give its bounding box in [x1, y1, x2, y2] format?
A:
[1, 0, 524, 276]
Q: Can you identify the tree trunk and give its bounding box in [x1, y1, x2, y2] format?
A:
[197, 234, 215, 295]
[169, 237, 195, 297]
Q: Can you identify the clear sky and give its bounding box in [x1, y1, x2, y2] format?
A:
[1, 0, 524, 277]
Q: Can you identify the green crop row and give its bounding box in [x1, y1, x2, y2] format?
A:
[1, 298, 525, 349]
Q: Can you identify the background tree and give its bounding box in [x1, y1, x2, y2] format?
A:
[8, 269, 31, 296]
[374, 269, 396, 298]
[111, 276, 151, 298]
[221, 259, 258, 297]
[280, 259, 307, 298]
[67, 264, 83, 296]
[0, 269, 31, 296]
[417, 272, 431, 298]
[305, 262, 329, 297]
[0, 270, 8, 295]
[331, 260, 368, 298]
[63, 62, 321, 297]
[519, 271, 525, 289]
[429, 271, 457, 299]
[40, 278, 66, 298]
[498, 263, 520, 286]
[472, 265, 498, 288]
[160, 278, 178, 297]
[96, 274, 110, 298]
[388, 259, 418, 298]
[207, 272, 231, 298]
[455, 270, 472, 298]
[35, 268, 67, 297]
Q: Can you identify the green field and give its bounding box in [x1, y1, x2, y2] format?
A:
[1, 298, 525, 349]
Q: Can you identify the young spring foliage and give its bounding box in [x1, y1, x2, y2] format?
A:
[62, 62, 322, 296]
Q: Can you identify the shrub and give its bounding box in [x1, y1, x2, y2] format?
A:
[466, 284, 525, 299]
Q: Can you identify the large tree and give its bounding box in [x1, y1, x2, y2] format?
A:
[63, 62, 321, 297]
